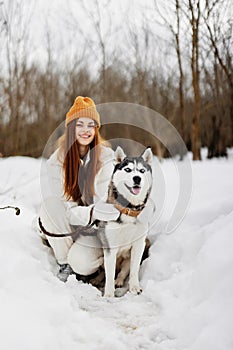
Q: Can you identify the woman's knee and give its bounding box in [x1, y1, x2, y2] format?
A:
[67, 242, 103, 275]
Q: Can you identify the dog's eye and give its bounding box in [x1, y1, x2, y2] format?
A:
[124, 167, 132, 173]
[139, 169, 145, 173]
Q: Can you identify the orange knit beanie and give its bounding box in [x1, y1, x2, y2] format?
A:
[66, 96, 100, 127]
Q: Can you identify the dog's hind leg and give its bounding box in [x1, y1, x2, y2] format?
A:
[129, 237, 146, 294]
[115, 257, 130, 288]
[103, 248, 117, 297]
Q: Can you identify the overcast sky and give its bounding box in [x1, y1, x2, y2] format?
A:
[1, 0, 232, 78]
[1, 0, 173, 73]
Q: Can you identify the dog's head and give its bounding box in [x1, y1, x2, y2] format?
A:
[111, 146, 153, 205]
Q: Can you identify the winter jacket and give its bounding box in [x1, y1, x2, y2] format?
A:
[39, 145, 115, 263]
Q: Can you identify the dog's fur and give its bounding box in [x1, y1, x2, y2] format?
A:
[96, 146, 153, 297]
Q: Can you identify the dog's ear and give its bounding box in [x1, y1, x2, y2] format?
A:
[115, 146, 126, 163]
[141, 147, 153, 165]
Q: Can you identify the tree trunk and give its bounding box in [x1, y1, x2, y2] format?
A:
[190, 0, 201, 160]
[175, 0, 185, 145]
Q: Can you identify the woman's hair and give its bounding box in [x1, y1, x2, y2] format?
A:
[58, 119, 107, 204]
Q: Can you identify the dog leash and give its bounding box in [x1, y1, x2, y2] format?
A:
[38, 196, 145, 238]
[38, 217, 78, 238]
[38, 206, 95, 238]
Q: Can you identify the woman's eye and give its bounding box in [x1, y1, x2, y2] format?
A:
[124, 168, 132, 173]
[139, 169, 145, 173]
[76, 124, 95, 128]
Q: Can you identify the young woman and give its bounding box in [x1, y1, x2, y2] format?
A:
[39, 96, 119, 282]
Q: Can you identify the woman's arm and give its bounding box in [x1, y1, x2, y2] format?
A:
[67, 200, 119, 225]
[66, 202, 94, 226]
[67, 146, 118, 226]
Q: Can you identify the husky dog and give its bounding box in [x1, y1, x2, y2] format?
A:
[97, 146, 154, 297]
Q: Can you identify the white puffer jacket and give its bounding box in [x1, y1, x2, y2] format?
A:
[39, 145, 115, 264]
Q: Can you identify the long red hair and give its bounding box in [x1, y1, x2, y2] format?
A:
[58, 119, 105, 204]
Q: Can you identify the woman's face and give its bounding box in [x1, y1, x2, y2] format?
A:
[75, 117, 96, 146]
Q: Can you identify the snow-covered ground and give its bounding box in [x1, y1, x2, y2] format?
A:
[0, 149, 233, 350]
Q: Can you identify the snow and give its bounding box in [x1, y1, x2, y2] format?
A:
[0, 150, 233, 350]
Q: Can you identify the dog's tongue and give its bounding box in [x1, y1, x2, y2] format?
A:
[132, 186, 141, 195]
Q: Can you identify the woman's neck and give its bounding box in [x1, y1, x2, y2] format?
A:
[79, 145, 89, 159]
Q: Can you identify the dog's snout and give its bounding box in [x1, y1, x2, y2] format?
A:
[133, 176, 141, 185]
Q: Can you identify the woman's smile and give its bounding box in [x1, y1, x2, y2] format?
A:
[79, 133, 92, 138]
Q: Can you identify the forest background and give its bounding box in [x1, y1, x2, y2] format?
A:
[0, 0, 232, 160]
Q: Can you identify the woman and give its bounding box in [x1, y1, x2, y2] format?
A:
[40, 96, 119, 282]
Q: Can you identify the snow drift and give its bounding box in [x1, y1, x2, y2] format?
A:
[0, 150, 233, 350]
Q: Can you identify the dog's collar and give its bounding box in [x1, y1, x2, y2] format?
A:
[114, 202, 144, 217]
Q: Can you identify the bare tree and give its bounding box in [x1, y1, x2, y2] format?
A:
[154, 0, 186, 145]
[187, 0, 202, 160]
[66, 0, 114, 101]
[126, 18, 151, 106]
[203, 0, 233, 146]
[0, 1, 34, 154]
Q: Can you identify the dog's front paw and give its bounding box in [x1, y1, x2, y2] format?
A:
[104, 291, 115, 298]
[129, 284, 142, 295]
[104, 287, 115, 298]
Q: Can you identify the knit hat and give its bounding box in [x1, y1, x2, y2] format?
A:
[66, 96, 100, 127]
